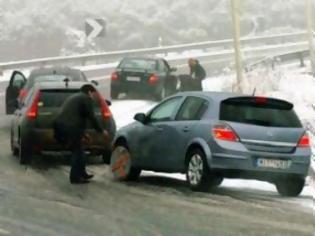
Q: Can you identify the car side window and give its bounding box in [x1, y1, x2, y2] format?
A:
[149, 97, 182, 122]
[176, 96, 209, 121]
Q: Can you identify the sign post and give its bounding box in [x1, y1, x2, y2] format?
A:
[230, 0, 244, 93]
[306, 0, 315, 76]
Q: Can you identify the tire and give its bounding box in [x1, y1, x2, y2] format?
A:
[19, 137, 31, 165]
[275, 177, 305, 197]
[110, 145, 141, 181]
[186, 148, 212, 192]
[111, 89, 120, 99]
[10, 128, 19, 156]
[102, 148, 112, 165]
[155, 86, 166, 101]
[209, 176, 224, 188]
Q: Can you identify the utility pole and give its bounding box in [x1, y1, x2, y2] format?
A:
[230, 0, 244, 93]
[307, 0, 315, 76]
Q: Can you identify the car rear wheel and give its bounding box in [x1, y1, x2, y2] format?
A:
[19, 136, 31, 165]
[155, 86, 166, 101]
[275, 177, 305, 197]
[186, 149, 212, 191]
[110, 145, 141, 181]
[102, 148, 112, 164]
[10, 128, 19, 156]
[209, 176, 224, 187]
[111, 89, 120, 99]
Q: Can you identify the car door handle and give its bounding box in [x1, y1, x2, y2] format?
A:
[182, 127, 190, 132]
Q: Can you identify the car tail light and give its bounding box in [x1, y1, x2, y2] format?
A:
[298, 134, 310, 148]
[255, 96, 267, 104]
[212, 124, 239, 142]
[26, 90, 40, 120]
[97, 93, 112, 119]
[149, 74, 159, 85]
[19, 89, 28, 100]
[111, 72, 119, 81]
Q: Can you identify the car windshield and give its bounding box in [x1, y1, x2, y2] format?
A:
[118, 59, 157, 70]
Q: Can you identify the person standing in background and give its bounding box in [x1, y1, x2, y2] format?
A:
[188, 58, 206, 91]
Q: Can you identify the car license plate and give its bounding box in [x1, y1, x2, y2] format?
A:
[256, 158, 291, 169]
[126, 76, 141, 82]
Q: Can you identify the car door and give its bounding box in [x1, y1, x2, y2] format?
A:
[135, 96, 183, 170]
[173, 96, 210, 169]
[161, 59, 177, 96]
[5, 71, 27, 114]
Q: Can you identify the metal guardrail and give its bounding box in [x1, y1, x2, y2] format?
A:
[0, 32, 307, 72]
[80, 41, 309, 79]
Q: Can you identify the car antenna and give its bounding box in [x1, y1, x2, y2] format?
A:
[252, 87, 256, 96]
[64, 78, 69, 88]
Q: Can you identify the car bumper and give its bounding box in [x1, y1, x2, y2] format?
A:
[111, 81, 162, 94]
[208, 141, 311, 179]
[27, 129, 113, 155]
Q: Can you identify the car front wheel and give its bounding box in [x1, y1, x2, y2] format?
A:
[186, 149, 211, 191]
[275, 177, 305, 197]
[110, 145, 141, 181]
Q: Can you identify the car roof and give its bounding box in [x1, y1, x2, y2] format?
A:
[175, 91, 292, 105]
[34, 81, 93, 90]
[29, 67, 82, 77]
[176, 91, 243, 102]
[122, 56, 160, 61]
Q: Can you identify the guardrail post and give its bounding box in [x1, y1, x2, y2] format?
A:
[299, 52, 305, 67]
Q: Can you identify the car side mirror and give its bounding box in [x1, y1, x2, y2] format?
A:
[170, 67, 177, 72]
[134, 113, 147, 124]
[106, 99, 112, 106]
[91, 80, 99, 86]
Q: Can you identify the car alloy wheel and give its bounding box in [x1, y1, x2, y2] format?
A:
[110, 145, 141, 181]
[187, 154, 204, 186]
[186, 149, 211, 191]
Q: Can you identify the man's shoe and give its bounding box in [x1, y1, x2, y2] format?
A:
[82, 173, 94, 180]
[70, 178, 90, 184]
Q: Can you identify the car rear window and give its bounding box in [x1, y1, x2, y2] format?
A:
[38, 90, 79, 107]
[118, 59, 157, 70]
[220, 98, 302, 128]
[27, 74, 83, 89]
[38, 90, 101, 108]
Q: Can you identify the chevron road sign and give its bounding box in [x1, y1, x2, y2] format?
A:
[85, 19, 106, 41]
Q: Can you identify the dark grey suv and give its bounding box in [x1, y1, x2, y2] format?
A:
[10, 81, 116, 165]
[110, 92, 311, 197]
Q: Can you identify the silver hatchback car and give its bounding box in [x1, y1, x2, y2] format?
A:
[111, 92, 311, 197]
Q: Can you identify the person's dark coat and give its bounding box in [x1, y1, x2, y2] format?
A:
[54, 92, 103, 146]
[190, 61, 206, 81]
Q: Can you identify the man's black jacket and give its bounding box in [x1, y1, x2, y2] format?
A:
[54, 92, 103, 142]
[190, 62, 206, 80]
